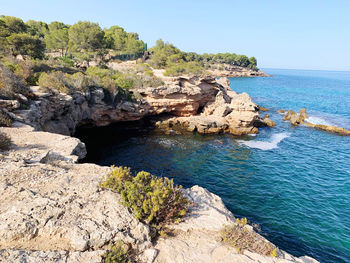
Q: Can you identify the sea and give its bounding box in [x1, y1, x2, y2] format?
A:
[77, 69, 350, 263]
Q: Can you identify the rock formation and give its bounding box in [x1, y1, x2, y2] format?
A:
[263, 114, 276, 127]
[0, 124, 319, 263]
[282, 108, 350, 135]
[283, 108, 308, 126]
[153, 78, 263, 135]
[11, 76, 263, 136]
[305, 122, 350, 136]
[207, 64, 269, 78]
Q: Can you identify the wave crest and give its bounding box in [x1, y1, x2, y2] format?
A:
[238, 133, 290, 150]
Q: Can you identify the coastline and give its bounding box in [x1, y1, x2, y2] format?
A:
[0, 71, 318, 262]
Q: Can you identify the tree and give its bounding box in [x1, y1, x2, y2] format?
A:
[68, 21, 104, 52]
[149, 39, 181, 68]
[235, 55, 250, 67]
[48, 21, 69, 31]
[104, 26, 127, 51]
[124, 35, 144, 54]
[248, 57, 257, 69]
[0, 16, 26, 34]
[6, 33, 45, 59]
[45, 28, 69, 56]
[26, 20, 48, 38]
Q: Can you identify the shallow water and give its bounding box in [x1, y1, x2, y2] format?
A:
[78, 69, 350, 263]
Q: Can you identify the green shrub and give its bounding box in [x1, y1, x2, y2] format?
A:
[164, 61, 205, 76]
[57, 55, 74, 67]
[38, 71, 70, 93]
[100, 166, 190, 225]
[221, 223, 277, 256]
[0, 109, 13, 127]
[0, 63, 30, 99]
[102, 241, 130, 263]
[0, 132, 11, 151]
[66, 72, 94, 92]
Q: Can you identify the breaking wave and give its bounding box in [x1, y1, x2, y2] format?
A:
[238, 132, 290, 150]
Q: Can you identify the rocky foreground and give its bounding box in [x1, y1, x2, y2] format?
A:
[0, 124, 318, 263]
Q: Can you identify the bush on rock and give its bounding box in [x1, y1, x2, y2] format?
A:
[100, 166, 190, 226]
[0, 109, 13, 127]
[0, 131, 11, 151]
[102, 241, 130, 263]
[221, 221, 278, 257]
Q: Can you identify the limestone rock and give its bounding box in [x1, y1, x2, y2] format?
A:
[283, 109, 308, 126]
[305, 122, 350, 135]
[298, 108, 309, 123]
[14, 75, 263, 136]
[263, 114, 276, 127]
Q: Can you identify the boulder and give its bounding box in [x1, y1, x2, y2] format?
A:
[263, 114, 276, 127]
[283, 110, 296, 121]
[298, 108, 309, 123]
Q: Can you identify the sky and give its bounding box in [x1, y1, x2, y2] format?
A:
[1, 0, 350, 71]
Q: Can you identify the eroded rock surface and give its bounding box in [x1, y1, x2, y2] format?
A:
[10, 76, 263, 136]
[154, 80, 262, 135]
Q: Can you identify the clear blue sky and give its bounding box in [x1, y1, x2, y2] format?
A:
[2, 0, 350, 71]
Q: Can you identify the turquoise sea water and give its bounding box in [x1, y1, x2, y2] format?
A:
[79, 69, 350, 263]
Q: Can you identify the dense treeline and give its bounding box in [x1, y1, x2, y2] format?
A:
[149, 39, 257, 70]
[0, 15, 258, 70]
[0, 15, 146, 61]
[0, 15, 259, 95]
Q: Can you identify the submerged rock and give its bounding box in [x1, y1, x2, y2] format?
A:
[259, 106, 269, 112]
[305, 122, 350, 135]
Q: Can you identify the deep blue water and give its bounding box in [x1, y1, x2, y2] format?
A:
[80, 69, 350, 263]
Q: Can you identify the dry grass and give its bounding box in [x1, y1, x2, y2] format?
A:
[221, 221, 278, 257]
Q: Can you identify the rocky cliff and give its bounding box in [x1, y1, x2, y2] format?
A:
[12, 76, 263, 136]
[0, 124, 318, 263]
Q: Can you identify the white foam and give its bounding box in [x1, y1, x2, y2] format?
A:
[305, 116, 333, 126]
[238, 133, 290, 150]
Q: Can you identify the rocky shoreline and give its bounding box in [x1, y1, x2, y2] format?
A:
[0, 123, 318, 263]
[0, 75, 319, 262]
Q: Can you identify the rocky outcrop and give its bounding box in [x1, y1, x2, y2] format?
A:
[0, 124, 319, 262]
[207, 64, 269, 78]
[263, 114, 276, 127]
[10, 76, 263, 136]
[283, 108, 308, 126]
[282, 108, 350, 135]
[154, 82, 262, 135]
[305, 122, 350, 136]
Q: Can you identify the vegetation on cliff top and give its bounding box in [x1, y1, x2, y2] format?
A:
[0, 14, 259, 113]
[148, 39, 258, 76]
[0, 15, 258, 71]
